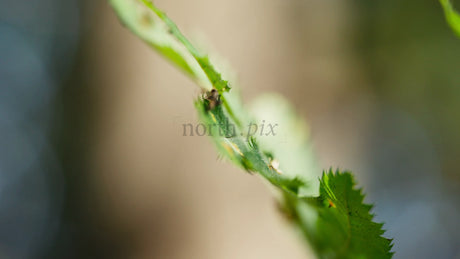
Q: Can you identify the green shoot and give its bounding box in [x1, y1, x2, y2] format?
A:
[108, 1, 393, 257]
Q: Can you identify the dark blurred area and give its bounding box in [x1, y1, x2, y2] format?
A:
[0, 0, 79, 258]
[0, 0, 459, 258]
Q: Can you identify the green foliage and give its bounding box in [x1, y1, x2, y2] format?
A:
[282, 170, 393, 258]
[109, 0, 393, 257]
[440, 0, 460, 37]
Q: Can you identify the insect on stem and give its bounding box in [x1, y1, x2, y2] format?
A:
[204, 89, 222, 110]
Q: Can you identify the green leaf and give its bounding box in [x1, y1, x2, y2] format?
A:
[283, 170, 393, 258]
[110, 0, 306, 195]
[109, 0, 230, 91]
[440, 0, 460, 38]
[194, 93, 309, 195]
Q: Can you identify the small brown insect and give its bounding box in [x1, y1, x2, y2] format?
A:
[205, 89, 221, 110]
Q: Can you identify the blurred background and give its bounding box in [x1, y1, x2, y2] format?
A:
[1, 0, 460, 258]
